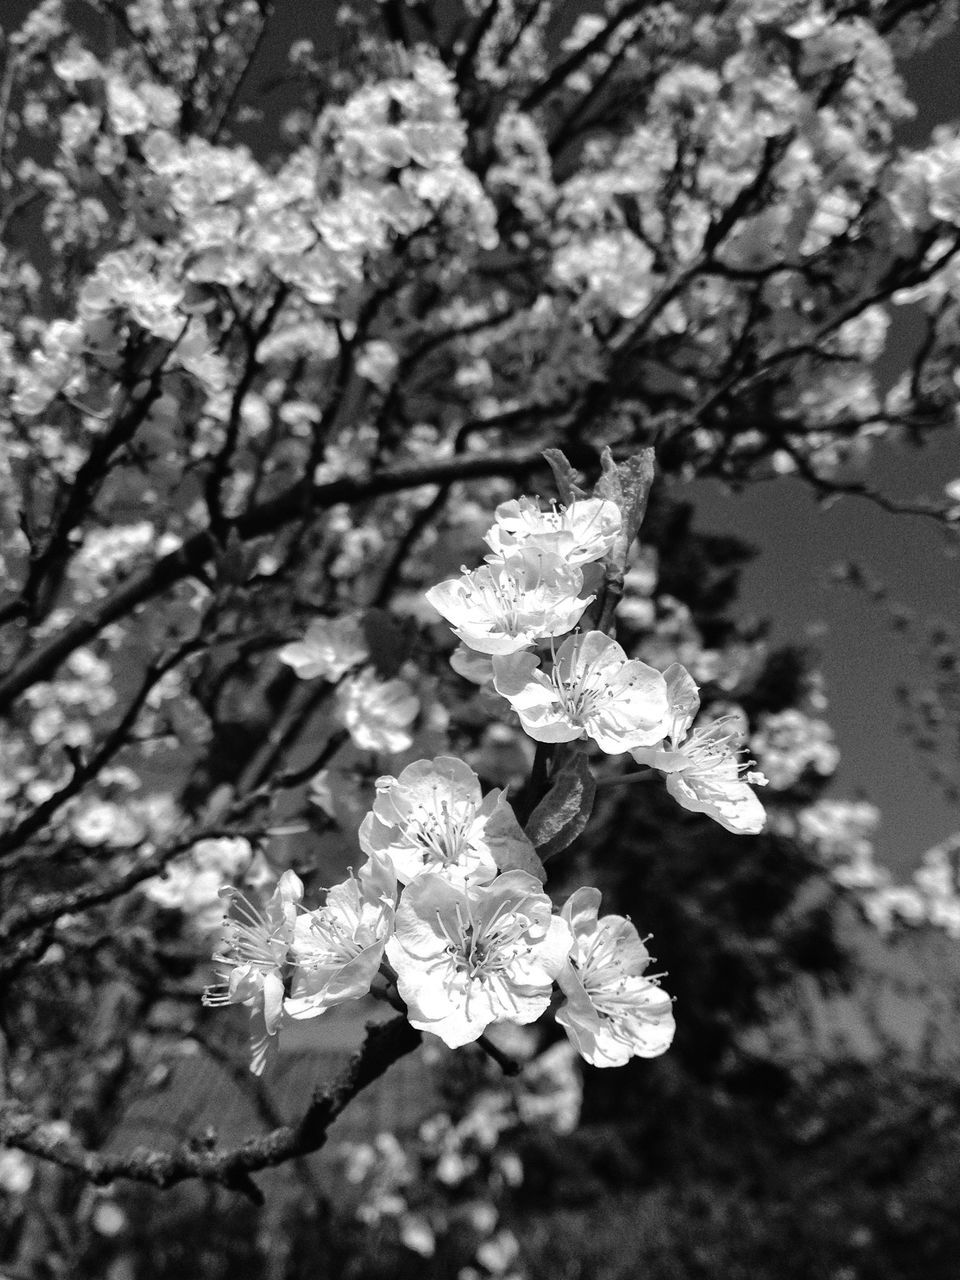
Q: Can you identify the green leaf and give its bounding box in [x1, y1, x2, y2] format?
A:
[524, 753, 597, 860]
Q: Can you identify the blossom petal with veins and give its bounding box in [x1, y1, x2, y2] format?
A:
[483, 496, 621, 565]
[286, 854, 396, 1019]
[426, 548, 592, 655]
[555, 886, 674, 1067]
[359, 756, 543, 885]
[632, 663, 766, 834]
[492, 631, 668, 752]
[202, 869, 303, 1075]
[385, 870, 572, 1047]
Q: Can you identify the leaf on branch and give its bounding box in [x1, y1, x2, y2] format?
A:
[524, 752, 597, 860]
[487, 795, 547, 882]
[542, 449, 589, 504]
[594, 446, 656, 563]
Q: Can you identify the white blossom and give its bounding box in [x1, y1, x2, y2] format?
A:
[426, 549, 592, 655]
[385, 871, 572, 1047]
[202, 870, 303, 1075]
[632, 664, 766, 835]
[286, 855, 396, 1019]
[483, 496, 621, 566]
[0, 1149, 34, 1195]
[143, 837, 253, 932]
[358, 755, 543, 886]
[555, 887, 674, 1067]
[355, 340, 398, 391]
[335, 667, 420, 753]
[278, 614, 369, 681]
[492, 631, 668, 752]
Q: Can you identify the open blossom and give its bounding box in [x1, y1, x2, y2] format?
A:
[285, 855, 396, 1019]
[632, 664, 766, 835]
[335, 667, 419, 753]
[555, 887, 674, 1067]
[143, 836, 253, 932]
[425, 549, 593, 655]
[492, 631, 668, 752]
[483, 496, 621, 566]
[278, 614, 369, 681]
[358, 756, 543, 885]
[202, 870, 303, 1075]
[385, 871, 573, 1048]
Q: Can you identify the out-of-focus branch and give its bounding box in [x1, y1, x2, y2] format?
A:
[0, 638, 204, 858]
[0, 1014, 422, 1204]
[208, 0, 276, 140]
[519, 0, 646, 111]
[777, 441, 958, 525]
[0, 824, 269, 958]
[19, 338, 178, 621]
[0, 447, 548, 711]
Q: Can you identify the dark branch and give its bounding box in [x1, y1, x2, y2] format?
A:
[0, 1015, 422, 1203]
[0, 447, 548, 711]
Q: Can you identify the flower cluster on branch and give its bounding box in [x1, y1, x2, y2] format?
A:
[204, 457, 771, 1076]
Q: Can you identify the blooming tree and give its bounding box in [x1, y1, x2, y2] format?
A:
[1, 1, 959, 1265]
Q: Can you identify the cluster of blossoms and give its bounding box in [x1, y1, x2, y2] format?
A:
[205, 485, 772, 1073]
[430, 494, 767, 834]
[333, 1030, 580, 1274]
[788, 800, 960, 940]
[278, 612, 421, 754]
[204, 490, 732, 1072]
[750, 709, 840, 791]
[203, 752, 671, 1074]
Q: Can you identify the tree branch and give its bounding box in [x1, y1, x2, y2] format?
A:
[0, 448, 547, 711]
[0, 1014, 422, 1203]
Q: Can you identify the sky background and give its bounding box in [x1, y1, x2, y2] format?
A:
[691, 27, 960, 876]
[4, 1, 959, 877]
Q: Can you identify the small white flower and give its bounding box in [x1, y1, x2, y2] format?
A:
[142, 835, 254, 932]
[632, 664, 766, 835]
[355, 339, 398, 391]
[555, 887, 674, 1067]
[476, 1229, 521, 1273]
[399, 1215, 436, 1258]
[492, 631, 668, 752]
[385, 871, 573, 1048]
[71, 799, 146, 848]
[426, 549, 593, 655]
[278, 614, 369, 681]
[483, 496, 621, 566]
[286, 855, 396, 1019]
[860, 884, 927, 935]
[335, 667, 419, 753]
[202, 870, 303, 1075]
[0, 1148, 34, 1195]
[749, 708, 839, 790]
[358, 755, 543, 886]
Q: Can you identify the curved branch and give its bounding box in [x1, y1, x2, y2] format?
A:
[0, 1014, 422, 1204]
